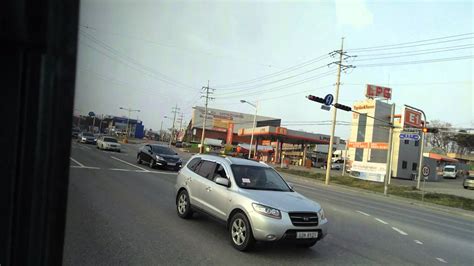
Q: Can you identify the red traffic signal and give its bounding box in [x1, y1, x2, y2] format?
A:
[334, 103, 352, 112]
[307, 95, 325, 104]
[422, 127, 439, 133]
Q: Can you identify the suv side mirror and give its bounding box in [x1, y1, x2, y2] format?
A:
[215, 177, 230, 187]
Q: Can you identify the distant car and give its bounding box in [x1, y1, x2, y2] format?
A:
[97, 136, 121, 152]
[175, 141, 183, 148]
[175, 154, 328, 251]
[72, 128, 80, 139]
[136, 144, 182, 171]
[463, 175, 474, 189]
[77, 132, 96, 144]
[443, 165, 457, 179]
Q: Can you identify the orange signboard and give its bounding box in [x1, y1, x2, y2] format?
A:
[348, 142, 370, 149]
[262, 140, 271, 146]
[348, 142, 388, 150]
[370, 142, 389, 149]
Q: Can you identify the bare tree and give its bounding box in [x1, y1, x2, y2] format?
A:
[426, 120, 456, 152]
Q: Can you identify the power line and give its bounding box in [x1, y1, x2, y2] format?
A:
[353, 45, 474, 62]
[357, 55, 474, 67]
[79, 30, 195, 90]
[80, 24, 281, 70]
[215, 63, 332, 96]
[213, 54, 331, 89]
[348, 32, 474, 52]
[215, 70, 337, 99]
[354, 43, 474, 57]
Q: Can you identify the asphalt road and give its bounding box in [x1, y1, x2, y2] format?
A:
[63, 141, 474, 265]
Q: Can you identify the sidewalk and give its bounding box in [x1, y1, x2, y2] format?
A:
[273, 163, 474, 200]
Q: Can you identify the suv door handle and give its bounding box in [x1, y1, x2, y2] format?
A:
[206, 186, 212, 192]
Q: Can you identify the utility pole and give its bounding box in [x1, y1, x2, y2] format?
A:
[384, 104, 396, 196]
[325, 38, 344, 185]
[199, 81, 214, 153]
[169, 104, 180, 147]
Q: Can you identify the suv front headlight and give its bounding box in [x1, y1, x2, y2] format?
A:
[252, 203, 281, 219]
[156, 155, 164, 160]
[318, 208, 326, 220]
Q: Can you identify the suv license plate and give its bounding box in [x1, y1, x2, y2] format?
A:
[296, 232, 318, 239]
[168, 163, 176, 166]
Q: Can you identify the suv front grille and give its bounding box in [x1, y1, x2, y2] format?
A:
[289, 212, 319, 227]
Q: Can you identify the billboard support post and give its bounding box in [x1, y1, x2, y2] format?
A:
[404, 104, 426, 190]
[384, 104, 395, 196]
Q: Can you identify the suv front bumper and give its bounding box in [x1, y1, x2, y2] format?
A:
[248, 210, 328, 242]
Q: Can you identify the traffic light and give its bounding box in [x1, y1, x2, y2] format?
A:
[422, 127, 439, 133]
[306, 95, 325, 104]
[334, 103, 352, 112]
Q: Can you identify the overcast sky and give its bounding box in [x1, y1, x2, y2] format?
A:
[74, 0, 473, 139]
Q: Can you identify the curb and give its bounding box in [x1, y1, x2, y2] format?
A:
[280, 171, 474, 220]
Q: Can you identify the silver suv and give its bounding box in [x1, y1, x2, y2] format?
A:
[175, 154, 328, 251]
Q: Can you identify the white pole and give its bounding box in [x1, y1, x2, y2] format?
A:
[384, 104, 396, 196]
[325, 37, 344, 185]
[249, 101, 258, 159]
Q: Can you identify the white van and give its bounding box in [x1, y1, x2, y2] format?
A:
[443, 165, 457, 179]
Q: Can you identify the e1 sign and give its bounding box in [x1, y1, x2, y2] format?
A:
[404, 108, 422, 128]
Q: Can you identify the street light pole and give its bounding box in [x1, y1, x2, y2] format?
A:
[241, 100, 258, 159]
[119, 107, 140, 138]
[405, 104, 427, 190]
[384, 104, 396, 196]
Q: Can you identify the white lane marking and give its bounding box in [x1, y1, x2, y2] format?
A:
[375, 218, 388, 225]
[436, 258, 447, 263]
[70, 157, 85, 167]
[111, 156, 150, 172]
[69, 166, 100, 169]
[391, 227, 408, 236]
[109, 168, 133, 171]
[414, 240, 423, 245]
[356, 210, 371, 216]
[148, 170, 179, 175]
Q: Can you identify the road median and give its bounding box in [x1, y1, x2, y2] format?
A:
[276, 167, 474, 212]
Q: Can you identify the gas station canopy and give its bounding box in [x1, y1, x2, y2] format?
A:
[238, 126, 339, 145]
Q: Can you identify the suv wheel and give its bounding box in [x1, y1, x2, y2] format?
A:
[136, 154, 142, 164]
[149, 159, 155, 168]
[229, 213, 255, 251]
[176, 190, 193, 219]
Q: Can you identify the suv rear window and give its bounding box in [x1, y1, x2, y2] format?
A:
[195, 160, 217, 180]
[187, 157, 201, 171]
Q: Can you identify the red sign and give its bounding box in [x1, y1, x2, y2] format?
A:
[366, 84, 392, 100]
[348, 142, 370, 149]
[404, 108, 422, 128]
[226, 123, 234, 144]
[370, 142, 388, 150]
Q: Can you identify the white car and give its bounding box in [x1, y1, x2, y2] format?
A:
[96, 136, 121, 152]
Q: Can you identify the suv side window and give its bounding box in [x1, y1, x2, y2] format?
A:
[187, 157, 201, 172]
[195, 160, 217, 180]
[213, 163, 228, 181]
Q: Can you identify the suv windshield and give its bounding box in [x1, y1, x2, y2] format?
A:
[231, 165, 291, 192]
[444, 167, 455, 172]
[104, 137, 118, 143]
[152, 146, 176, 155]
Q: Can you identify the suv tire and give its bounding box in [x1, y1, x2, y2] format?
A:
[136, 154, 142, 164]
[176, 190, 193, 219]
[229, 212, 255, 251]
